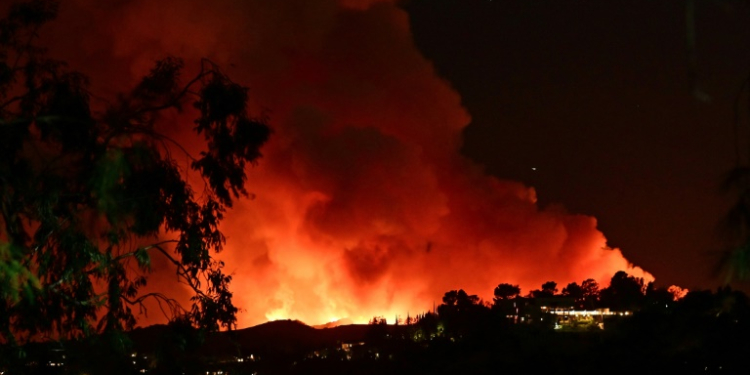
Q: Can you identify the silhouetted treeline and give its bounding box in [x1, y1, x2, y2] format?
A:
[3, 271, 749, 374]
[353, 270, 750, 374]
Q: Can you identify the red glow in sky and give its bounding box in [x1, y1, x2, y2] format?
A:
[40, 0, 651, 327]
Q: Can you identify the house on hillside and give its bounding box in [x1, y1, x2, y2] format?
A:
[496, 296, 631, 330]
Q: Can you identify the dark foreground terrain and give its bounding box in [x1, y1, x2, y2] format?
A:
[3, 284, 750, 374]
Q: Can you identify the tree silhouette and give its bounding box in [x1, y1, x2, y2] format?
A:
[562, 282, 583, 301]
[437, 289, 491, 339]
[0, 0, 270, 348]
[440, 289, 480, 312]
[580, 278, 600, 309]
[561, 279, 601, 309]
[541, 281, 558, 295]
[493, 283, 520, 301]
[644, 282, 677, 312]
[529, 281, 558, 298]
[599, 271, 645, 311]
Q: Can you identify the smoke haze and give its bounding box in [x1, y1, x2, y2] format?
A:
[38, 0, 651, 327]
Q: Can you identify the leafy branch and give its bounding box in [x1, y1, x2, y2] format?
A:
[0, 0, 269, 347]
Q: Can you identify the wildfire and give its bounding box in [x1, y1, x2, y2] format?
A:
[668, 285, 689, 300]
[41, 0, 652, 328]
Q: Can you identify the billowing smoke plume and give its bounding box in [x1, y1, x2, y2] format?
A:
[41, 0, 651, 327]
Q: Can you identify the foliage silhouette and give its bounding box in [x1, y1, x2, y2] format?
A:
[580, 278, 600, 309]
[561, 281, 582, 298]
[437, 289, 493, 341]
[599, 271, 646, 311]
[492, 283, 520, 301]
[528, 281, 558, 298]
[0, 0, 271, 353]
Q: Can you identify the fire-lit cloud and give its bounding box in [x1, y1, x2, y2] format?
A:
[39, 0, 651, 327]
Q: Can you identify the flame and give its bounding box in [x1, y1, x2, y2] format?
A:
[39, 0, 653, 328]
[668, 285, 689, 300]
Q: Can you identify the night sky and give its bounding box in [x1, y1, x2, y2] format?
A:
[406, 0, 750, 291]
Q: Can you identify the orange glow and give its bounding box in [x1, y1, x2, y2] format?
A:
[42, 0, 653, 328]
[668, 285, 689, 300]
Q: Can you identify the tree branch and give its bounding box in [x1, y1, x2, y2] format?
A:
[121, 292, 185, 321]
